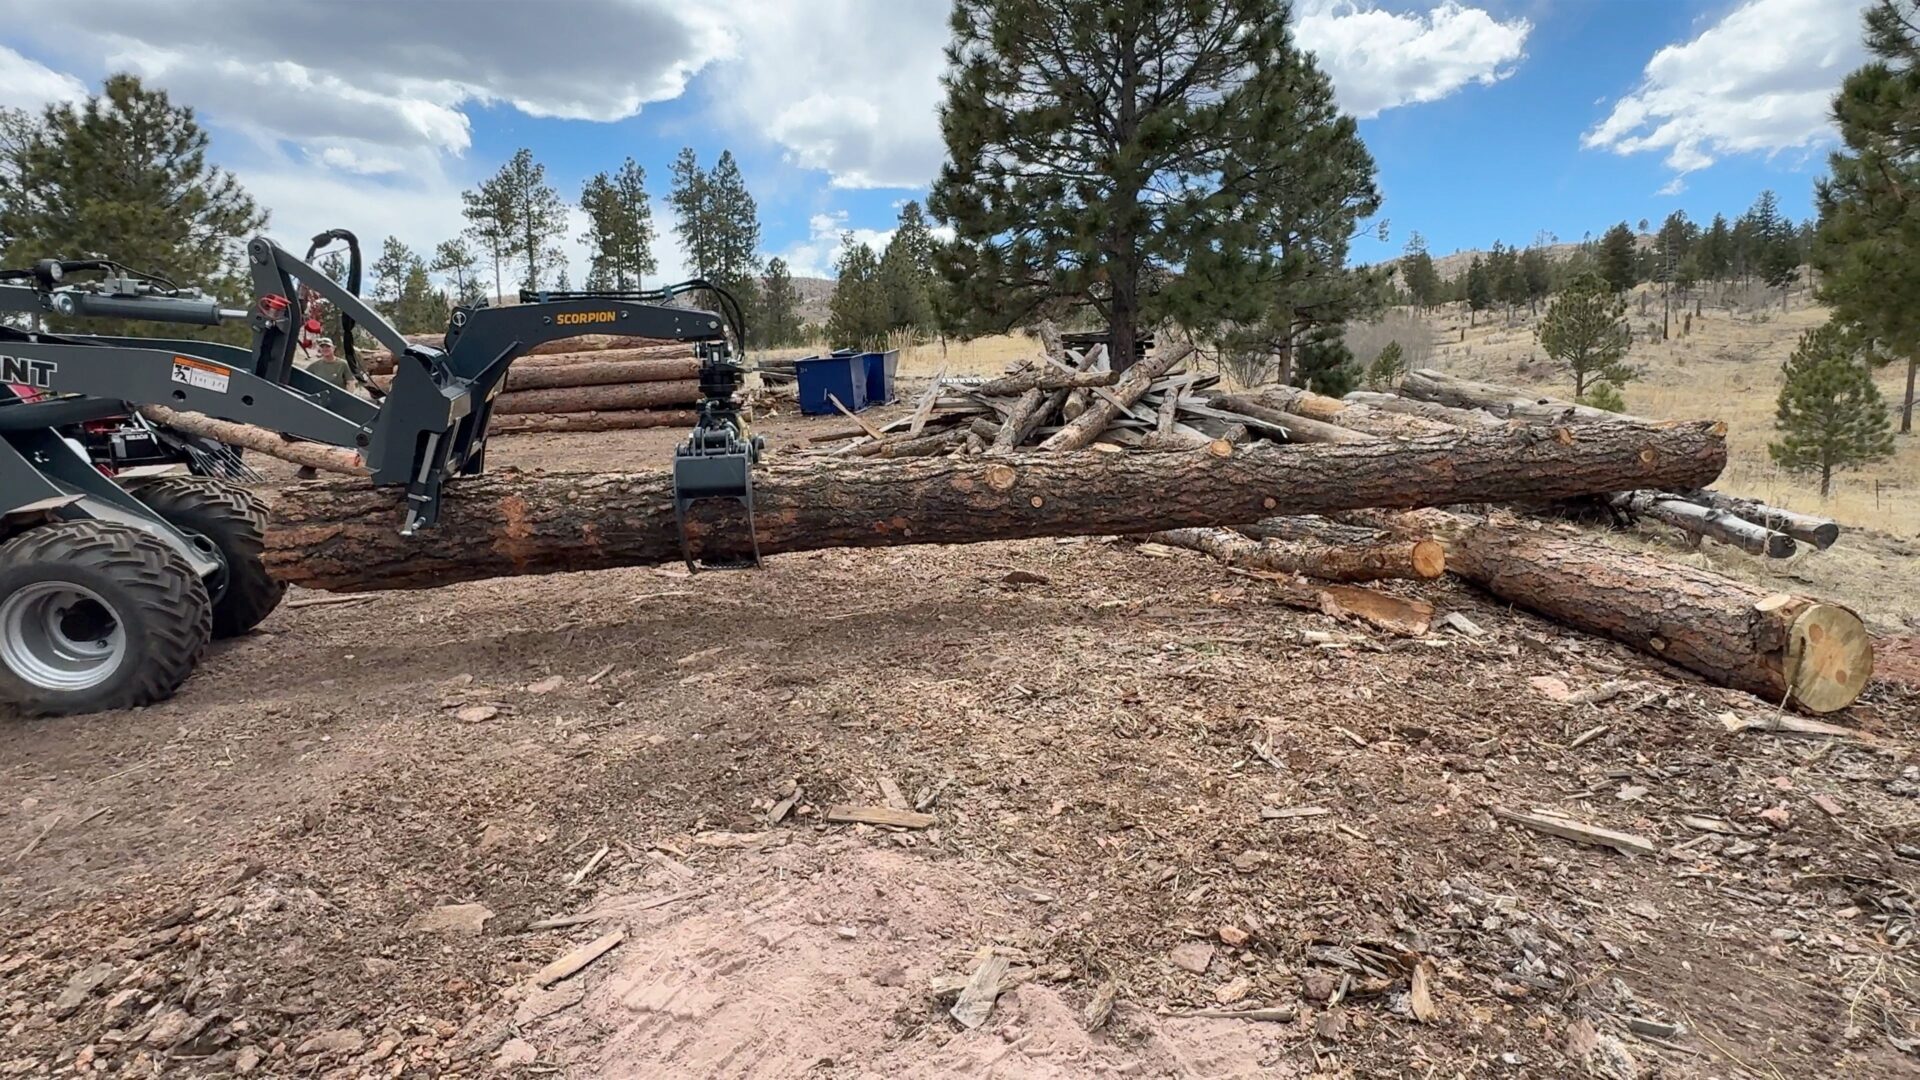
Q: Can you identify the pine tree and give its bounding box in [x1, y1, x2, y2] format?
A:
[1598, 223, 1637, 293]
[1538, 272, 1635, 399]
[1521, 247, 1552, 313]
[705, 151, 760, 292]
[461, 168, 518, 302]
[396, 258, 446, 334]
[580, 158, 656, 290]
[487, 149, 566, 292]
[1464, 256, 1492, 325]
[877, 201, 939, 335]
[1815, 1, 1920, 432]
[1700, 213, 1733, 282]
[431, 239, 486, 307]
[827, 239, 889, 348]
[758, 256, 802, 347]
[1770, 321, 1896, 494]
[932, 0, 1376, 370]
[1292, 328, 1360, 396]
[0, 74, 264, 340]
[1401, 232, 1442, 311]
[371, 235, 413, 315]
[669, 148, 714, 278]
[1365, 340, 1405, 389]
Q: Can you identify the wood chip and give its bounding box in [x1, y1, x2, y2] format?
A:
[1719, 712, 1865, 740]
[1568, 724, 1608, 750]
[1410, 961, 1438, 1022]
[532, 930, 624, 988]
[523, 890, 703, 931]
[949, 953, 1011, 1030]
[1083, 979, 1118, 1030]
[287, 593, 376, 610]
[826, 805, 935, 829]
[567, 844, 610, 887]
[1492, 807, 1657, 857]
[1159, 1006, 1298, 1022]
[878, 776, 908, 810]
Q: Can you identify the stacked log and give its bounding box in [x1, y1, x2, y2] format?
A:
[366, 345, 705, 433]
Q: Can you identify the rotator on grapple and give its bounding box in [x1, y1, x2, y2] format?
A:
[0, 232, 765, 715]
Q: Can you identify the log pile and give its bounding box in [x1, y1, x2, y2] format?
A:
[368, 340, 705, 434]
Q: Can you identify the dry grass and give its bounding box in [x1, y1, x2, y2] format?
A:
[763, 329, 1044, 379]
[1421, 290, 1919, 537]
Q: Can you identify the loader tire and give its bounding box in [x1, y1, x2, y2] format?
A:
[127, 476, 284, 638]
[0, 521, 211, 716]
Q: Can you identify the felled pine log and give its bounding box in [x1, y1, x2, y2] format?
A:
[263, 419, 1727, 593]
[1144, 531, 1436, 635]
[490, 380, 700, 416]
[1447, 515, 1870, 713]
[1259, 386, 1462, 439]
[1613, 490, 1796, 558]
[138, 405, 368, 476]
[500, 357, 701, 391]
[1398, 369, 1655, 426]
[1686, 490, 1840, 550]
[1149, 518, 1444, 582]
[488, 409, 696, 435]
[509, 344, 697, 367]
[1339, 390, 1508, 432]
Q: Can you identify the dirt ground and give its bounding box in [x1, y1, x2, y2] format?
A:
[2, 407, 1917, 1079]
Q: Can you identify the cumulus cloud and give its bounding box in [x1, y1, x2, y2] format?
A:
[1295, 1, 1531, 118]
[778, 211, 897, 279]
[1584, 0, 1868, 176]
[710, 1, 951, 189]
[0, 44, 86, 111]
[2, 0, 731, 158]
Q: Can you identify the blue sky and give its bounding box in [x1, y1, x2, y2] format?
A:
[0, 0, 1867, 281]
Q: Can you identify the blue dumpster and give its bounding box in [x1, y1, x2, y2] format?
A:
[860, 349, 899, 405]
[794, 353, 868, 415]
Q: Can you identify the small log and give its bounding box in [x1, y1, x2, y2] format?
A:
[1260, 386, 1459, 438]
[1239, 517, 1445, 580]
[853, 429, 971, 459]
[136, 405, 368, 476]
[502, 357, 702, 391]
[1212, 395, 1371, 444]
[1398, 369, 1655, 426]
[1614, 491, 1796, 558]
[1149, 524, 1442, 582]
[1040, 343, 1195, 451]
[1062, 345, 1111, 422]
[826, 805, 935, 829]
[1341, 391, 1509, 431]
[973, 369, 1118, 396]
[491, 380, 701, 415]
[989, 387, 1048, 456]
[1686, 491, 1840, 550]
[488, 409, 696, 435]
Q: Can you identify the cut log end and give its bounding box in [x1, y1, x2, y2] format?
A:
[1409, 539, 1446, 580]
[1784, 603, 1873, 714]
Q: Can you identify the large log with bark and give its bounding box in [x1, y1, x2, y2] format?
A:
[138, 406, 368, 476]
[1398, 369, 1655, 426]
[263, 419, 1727, 592]
[502, 357, 701, 390]
[491, 380, 700, 415]
[1341, 391, 1510, 431]
[1444, 516, 1871, 713]
[1258, 387, 1461, 439]
[488, 409, 696, 435]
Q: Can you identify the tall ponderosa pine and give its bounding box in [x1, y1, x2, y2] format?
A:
[1538, 272, 1635, 402]
[580, 158, 657, 290]
[1598, 223, 1637, 293]
[1770, 322, 1896, 494]
[671, 149, 761, 323]
[461, 168, 517, 301]
[0, 75, 264, 340]
[489, 149, 566, 292]
[827, 239, 889, 348]
[878, 201, 939, 335]
[1745, 189, 1799, 305]
[1401, 233, 1442, 311]
[370, 236, 446, 334]
[1520, 247, 1552, 313]
[1464, 256, 1492, 324]
[757, 257, 803, 347]
[431, 239, 486, 308]
[1699, 213, 1733, 282]
[932, 0, 1377, 373]
[1815, 0, 1920, 433]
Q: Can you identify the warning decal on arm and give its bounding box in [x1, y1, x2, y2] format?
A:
[171, 355, 231, 394]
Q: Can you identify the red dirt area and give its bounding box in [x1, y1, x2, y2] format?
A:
[1, 418, 1914, 1078]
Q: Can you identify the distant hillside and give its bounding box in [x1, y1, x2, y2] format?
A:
[1406, 235, 1654, 281]
[791, 276, 833, 326]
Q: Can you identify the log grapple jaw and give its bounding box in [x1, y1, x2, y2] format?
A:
[672, 347, 766, 572]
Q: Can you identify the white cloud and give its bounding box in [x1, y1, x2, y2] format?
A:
[0, 44, 86, 111]
[710, 1, 950, 189]
[1295, 1, 1531, 118]
[779, 211, 896, 279]
[1656, 176, 1688, 197]
[2, 0, 731, 159]
[1585, 0, 1868, 176]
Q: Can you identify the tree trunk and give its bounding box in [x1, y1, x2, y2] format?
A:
[491, 381, 701, 415]
[1340, 391, 1508, 431]
[137, 405, 368, 476]
[1613, 491, 1795, 558]
[973, 369, 1118, 396]
[1209, 395, 1373, 444]
[1445, 516, 1871, 713]
[1039, 343, 1194, 451]
[1687, 491, 1839, 549]
[488, 409, 696, 435]
[1400, 369, 1655, 426]
[503, 358, 701, 390]
[1149, 520, 1443, 582]
[264, 420, 1726, 594]
[1904, 356, 1916, 435]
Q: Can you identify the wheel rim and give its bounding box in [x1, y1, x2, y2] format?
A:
[0, 582, 127, 691]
